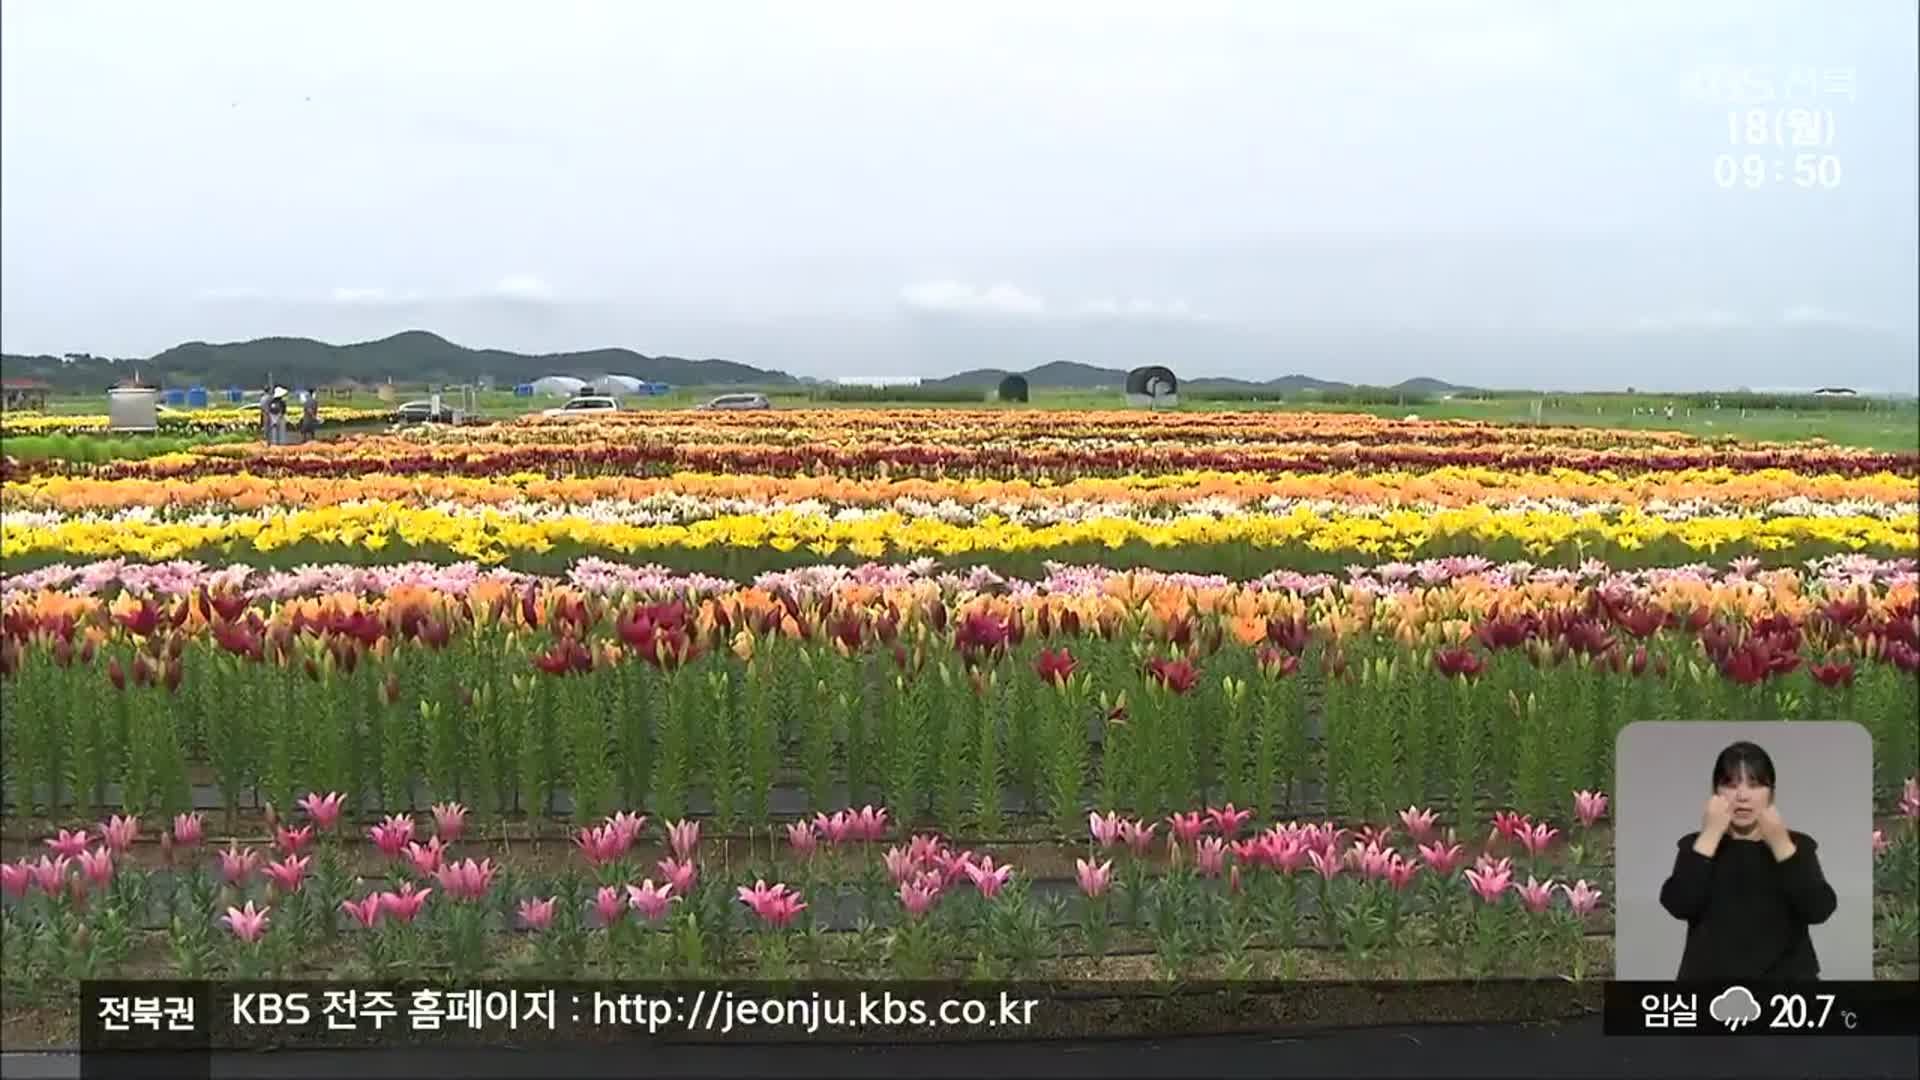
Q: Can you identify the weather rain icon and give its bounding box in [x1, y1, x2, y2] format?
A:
[1710, 986, 1763, 1031]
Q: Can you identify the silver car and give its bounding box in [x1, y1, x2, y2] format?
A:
[699, 393, 771, 411]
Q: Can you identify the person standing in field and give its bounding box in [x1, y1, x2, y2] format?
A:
[299, 391, 319, 441]
[266, 387, 289, 445]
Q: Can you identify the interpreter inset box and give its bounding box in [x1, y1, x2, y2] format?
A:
[1614, 721, 1873, 981]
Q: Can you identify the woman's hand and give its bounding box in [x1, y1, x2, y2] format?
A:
[1693, 794, 1733, 856]
[1757, 805, 1798, 861]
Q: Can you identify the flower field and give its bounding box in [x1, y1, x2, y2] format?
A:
[3, 410, 1915, 574]
[1, 407, 1917, 1041]
[0, 405, 396, 438]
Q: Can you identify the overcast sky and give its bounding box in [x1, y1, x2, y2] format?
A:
[3, 0, 1916, 390]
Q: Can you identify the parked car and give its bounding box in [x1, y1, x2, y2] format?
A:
[393, 400, 458, 424]
[540, 395, 621, 418]
[698, 393, 771, 411]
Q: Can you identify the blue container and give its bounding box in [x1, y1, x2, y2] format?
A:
[514, 384, 534, 397]
[226, 387, 245, 403]
[162, 388, 188, 406]
[187, 386, 210, 408]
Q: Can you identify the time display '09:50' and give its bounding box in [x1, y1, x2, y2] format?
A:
[1714, 153, 1841, 189]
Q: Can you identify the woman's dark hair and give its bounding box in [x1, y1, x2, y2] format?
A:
[1711, 741, 1777, 791]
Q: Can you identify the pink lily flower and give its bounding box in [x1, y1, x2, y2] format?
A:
[0, 860, 33, 900]
[1560, 879, 1604, 916]
[29, 856, 70, 897]
[273, 825, 314, 856]
[965, 856, 1014, 899]
[368, 816, 413, 859]
[1518, 822, 1561, 858]
[517, 896, 557, 931]
[574, 824, 626, 868]
[403, 838, 446, 878]
[1088, 811, 1123, 849]
[1418, 837, 1467, 877]
[593, 886, 628, 928]
[340, 894, 383, 929]
[1572, 790, 1608, 829]
[786, 821, 819, 858]
[1206, 804, 1253, 839]
[1308, 847, 1345, 881]
[1167, 811, 1209, 846]
[1384, 853, 1421, 891]
[852, 804, 890, 841]
[898, 876, 941, 919]
[656, 856, 697, 896]
[171, 813, 205, 849]
[666, 819, 701, 861]
[603, 811, 648, 849]
[1517, 875, 1557, 915]
[1194, 837, 1228, 878]
[737, 880, 806, 928]
[98, 815, 141, 854]
[434, 858, 497, 901]
[297, 792, 346, 832]
[219, 844, 260, 886]
[1075, 858, 1113, 898]
[262, 853, 311, 894]
[627, 879, 677, 922]
[77, 847, 114, 890]
[815, 811, 855, 845]
[1465, 862, 1513, 904]
[1398, 806, 1439, 844]
[378, 882, 431, 923]
[45, 829, 90, 859]
[222, 901, 271, 943]
[431, 802, 469, 843]
[1118, 819, 1159, 856]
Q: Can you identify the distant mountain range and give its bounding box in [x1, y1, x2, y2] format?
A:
[1, 331, 1481, 395]
[928, 362, 1471, 395]
[0, 331, 797, 393]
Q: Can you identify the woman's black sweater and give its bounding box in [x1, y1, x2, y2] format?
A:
[1658, 830, 1837, 980]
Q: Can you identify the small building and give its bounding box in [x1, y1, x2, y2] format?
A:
[0, 378, 51, 411]
[1813, 387, 1857, 397]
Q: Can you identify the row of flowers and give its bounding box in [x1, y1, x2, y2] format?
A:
[5, 791, 1917, 991]
[0, 406, 396, 438]
[4, 574, 1915, 829]
[8, 492, 1915, 530]
[7, 554, 1914, 606]
[17, 435, 1915, 484]
[11, 466, 1918, 513]
[4, 500, 1913, 567]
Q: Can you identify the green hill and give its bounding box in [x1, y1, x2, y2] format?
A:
[2, 331, 796, 392]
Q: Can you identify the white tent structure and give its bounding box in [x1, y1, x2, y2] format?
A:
[590, 374, 646, 396]
[529, 375, 587, 397]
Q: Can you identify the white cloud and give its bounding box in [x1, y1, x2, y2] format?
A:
[492, 274, 554, 300]
[901, 280, 1207, 322]
[329, 286, 397, 304]
[1076, 296, 1204, 321]
[900, 280, 1048, 316]
[195, 286, 268, 301]
[1413, 25, 1556, 73]
[1628, 309, 1744, 332]
[1781, 304, 1854, 326]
